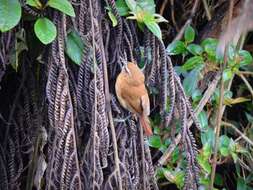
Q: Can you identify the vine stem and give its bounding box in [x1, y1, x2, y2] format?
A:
[209, 1, 234, 189]
[88, 1, 98, 190]
[97, 10, 123, 190]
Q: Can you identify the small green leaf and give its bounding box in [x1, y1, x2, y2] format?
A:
[227, 44, 236, 61]
[203, 143, 212, 158]
[201, 38, 218, 59]
[187, 44, 203, 55]
[125, 0, 137, 11]
[197, 154, 211, 174]
[115, 0, 129, 16]
[34, 18, 57, 45]
[183, 67, 202, 96]
[144, 21, 162, 40]
[239, 50, 253, 66]
[0, 0, 21, 32]
[198, 111, 208, 130]
[245, 112, 253, 124]
[237, 177, 247, 190]
[201, 127, 215, 146]
[108, 11, 118, 27]
[166, 40, 186, 55]
[219, 135, 230, 156]
[224, 97, 250, 106]
[182, 56, 203, 71]
[223, 68, 233, 82]
[65, 30, 85, 65]
[192, 89, 202, 103]
[47, 0, 75, 17]
[184, 25, 195, 43]
[214, 173, 224, 186]
[26, 0, 42, 9]
[148, 135, 162, 148]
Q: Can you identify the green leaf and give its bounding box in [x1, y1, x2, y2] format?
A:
[144, 21, 162, 40]
[0, 0, 21, 32]
[219, 135, 230, 156]
[182, 56, 203, 71]
[26, 0, 42, 9]
[184, 25, 195, 43]
[223, 68, 233, 82]
[192, 89, 202, 103]
[47, 0, 75, 17]
[187, 44, 203, 55]
[201, 38, 218, 59]
[148, 135, 162, 148]
[203, 143, 212, 158]
[197, 154, 211, 174]
[245, 112, 253, 124]
[154, 13, 168, 23]
[214, 173, 224, 186]
[239, 50, 253, 66]
[115, 0, 129, 16]
[108, 11, 118, 27]
[34, 18, 57, 45]
[166, 40, 186, 55]
[65, 30, 85, 65]
[183, 67, 202, 96]
[198, 111, 208, 130]
[125, 0, 137, 11]
[201, 127, 215, 146]
[138, 0, 156, 14]
[237, 178, 247, 190]
[224, 97, 250, 106]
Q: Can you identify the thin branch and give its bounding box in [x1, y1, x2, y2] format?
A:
[237, 72, 253, 98]
[221, 121, 253, 146]
[201, 0, 212, 20]
[210, 0, 234, 188]
[157, 72, 221, 166]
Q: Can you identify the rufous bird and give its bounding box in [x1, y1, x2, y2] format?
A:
[115, 62, 153, 136]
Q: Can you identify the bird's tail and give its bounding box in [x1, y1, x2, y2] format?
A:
[140, 115, 153, 136]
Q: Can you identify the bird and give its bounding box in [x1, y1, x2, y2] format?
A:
[115, 62, 153, 136]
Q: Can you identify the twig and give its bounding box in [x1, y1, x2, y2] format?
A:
[159, 0, 168, 15]
[221, 121, 253, 146]
[140, 124, 147, 189]
[201, 0, 212, 20]
[98, 12, 123, 190]
[157, 72, 221, 166]
[237, 72, 253, 98]
[210, 1, 234, 189]
[173, 0, 200, 42]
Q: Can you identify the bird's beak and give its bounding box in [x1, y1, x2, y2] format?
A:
[123, 64, 131, 75]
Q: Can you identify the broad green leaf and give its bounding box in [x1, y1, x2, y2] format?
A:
[108, 11, 118, 27]
[34, 18, 57, 45]
[47, 0, 75, 17]
[197, 154, 211, 174]
[202, 143, 212, 158]
[65, 30, 85, 65]
[26, 0, 42, 9]
[187, 44, 203, 55]
[192, 89, 202, 103]
[0, 0, 21, 32]
[183, 67, 202, 96]
[182, 56, 203, 71]
[219, 135, 230, 156]
[201, 38, 218, 59]
[125, 0, 137, 11]
[147, 135, 162, 148]
[166, 40, 186, 55]
[198, 111, 208, 130]
[201, 127, 215, 146]
[223, 68, 233, 82]
[184, 25, 195, 43]
[239, 50, 253, 66]
[138, 0, 155, 14]
[144, 21, 162, 40]
[115, 0, 129, 16]
[237, 178, 247, 190]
